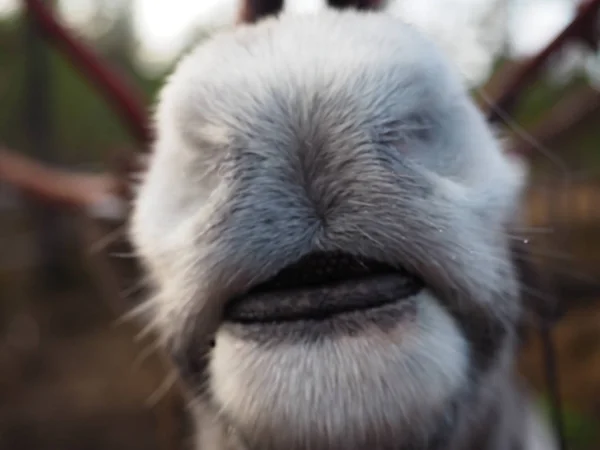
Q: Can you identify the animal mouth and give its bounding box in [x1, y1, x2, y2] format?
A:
[223, 251, 424, 324]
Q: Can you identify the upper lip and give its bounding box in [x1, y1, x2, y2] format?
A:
[223, 252, 424, 323]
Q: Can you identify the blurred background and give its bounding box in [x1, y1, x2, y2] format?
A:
[1, 0, 600, 449]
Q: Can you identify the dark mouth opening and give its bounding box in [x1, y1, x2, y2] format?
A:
[223, 251, 424, 324]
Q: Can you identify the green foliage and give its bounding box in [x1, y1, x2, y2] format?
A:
[512, 75, 589, 129]
[2, 10, 599, 174]
[537, 396, 600, 450]
[0, 15, 28, 151]
[482, 57, 600, 176]
[0, 12, 166, 168]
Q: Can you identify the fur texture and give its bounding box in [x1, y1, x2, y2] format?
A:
[130, 9, 556, 450]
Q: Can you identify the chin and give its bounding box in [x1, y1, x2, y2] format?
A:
[209, 254, 470, 450]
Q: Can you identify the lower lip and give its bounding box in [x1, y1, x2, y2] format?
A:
[223, 274, 423, 324]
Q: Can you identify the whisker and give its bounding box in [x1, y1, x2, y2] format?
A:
[477, 89, 570, 177]
[135, 321, 160, 343]
[112, 298, 154, 327]
[519, 282, 552, 304]
[132, 340, 163, 371]
[508, 226, 556, 236]
[145, 370, 178, 408]
[88, 225, 128, 254]
[121, 275, 151, 298]
[511, 246, 573, 263]
[110, 251, 138, 259]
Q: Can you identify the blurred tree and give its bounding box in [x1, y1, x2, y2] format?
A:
[0, 5, 161, 168]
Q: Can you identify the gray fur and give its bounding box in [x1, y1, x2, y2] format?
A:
[129, 9, 556, 450]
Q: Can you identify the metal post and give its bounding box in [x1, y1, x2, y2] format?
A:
[24, 0, 70, 290]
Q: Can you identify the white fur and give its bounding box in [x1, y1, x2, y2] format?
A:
[130, 9, 556, 450]
[211, 292, 468, 448]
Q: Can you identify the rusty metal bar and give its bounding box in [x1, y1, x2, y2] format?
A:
[23, 0, 151, 147]
[488, 0, 600, 122]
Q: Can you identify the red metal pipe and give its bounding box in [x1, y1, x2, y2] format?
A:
[23, 0, 151, 147]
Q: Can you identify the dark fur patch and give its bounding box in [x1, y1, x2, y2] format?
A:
[450, 304, 509, 374]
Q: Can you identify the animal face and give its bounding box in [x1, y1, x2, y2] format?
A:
[130, 9, 529, 450]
